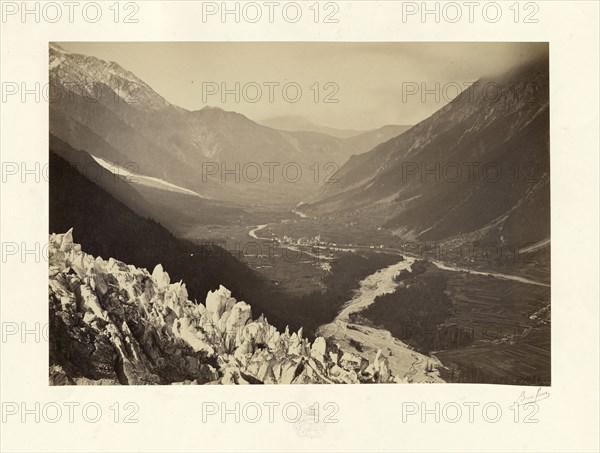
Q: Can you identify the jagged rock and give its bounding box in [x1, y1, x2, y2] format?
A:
[49, 365, 73, 385]
[48, 231, 397, 385]
[311, 337, 327, 363]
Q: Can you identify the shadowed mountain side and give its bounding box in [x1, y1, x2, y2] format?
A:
[49, 151, 293, 330]
[49, 134, 285, 234]
[50, 133, 155, 219]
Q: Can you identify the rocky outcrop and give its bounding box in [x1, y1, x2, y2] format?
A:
[49, 230, 397, 385]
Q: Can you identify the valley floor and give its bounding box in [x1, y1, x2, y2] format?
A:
[176, 209, 551, 385]
[224, 213, 551, 385]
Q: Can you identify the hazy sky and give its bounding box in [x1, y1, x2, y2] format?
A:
[58, 42, 547, 130]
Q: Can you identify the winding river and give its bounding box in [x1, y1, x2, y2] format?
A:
[316, 257, 444, 383]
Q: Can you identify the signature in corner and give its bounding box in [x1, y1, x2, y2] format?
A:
[515, 387, 550, 406]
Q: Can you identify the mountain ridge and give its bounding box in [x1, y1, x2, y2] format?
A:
[50, 44, 413, 205]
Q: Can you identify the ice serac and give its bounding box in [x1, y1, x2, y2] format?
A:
[48, 231, 399, 385]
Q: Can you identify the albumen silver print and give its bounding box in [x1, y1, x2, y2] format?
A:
[48, 41, 551, 386]
[2, 1, 599, 452]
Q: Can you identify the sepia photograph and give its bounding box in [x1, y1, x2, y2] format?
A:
[2, 1, 599, 452]
[48, 41, 551, 386]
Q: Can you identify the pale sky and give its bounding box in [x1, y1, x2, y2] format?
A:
[58, 42, 548, 130]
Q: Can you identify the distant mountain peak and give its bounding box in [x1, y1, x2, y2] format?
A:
[259, 115, 369, 138]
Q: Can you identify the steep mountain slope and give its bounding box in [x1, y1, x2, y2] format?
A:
[49, 231, 400, 384]
[49, 43, 408, 205]
[307, 56, 550, 250]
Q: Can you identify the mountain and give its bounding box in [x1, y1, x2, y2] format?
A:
[49, 44, 409, 206]
[306, 56, 550, 255]
[49, 230, 401, 384]
[260, 115, 367, 138]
